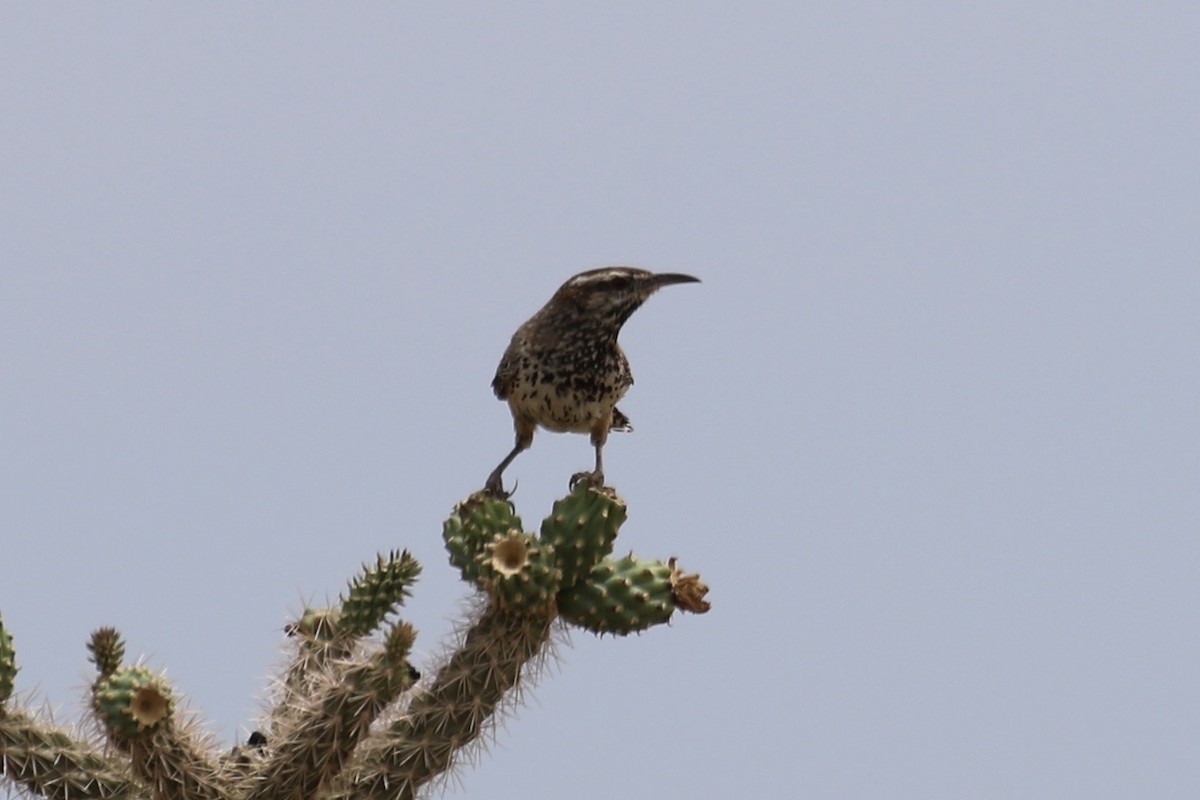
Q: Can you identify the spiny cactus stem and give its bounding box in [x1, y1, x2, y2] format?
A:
[127, 730, 224, 800]
[246, 623, 417, 800]
[269, 612, 358, 740]
[0, 709, 134, 800]
[332, 602, 553, 800]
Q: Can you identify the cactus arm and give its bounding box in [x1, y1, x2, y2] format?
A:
[244, 622, 417, 800]
[539, 483, 626, 589]
[1, 616, 137, 800]
[122, 731, 224, 800]
[92, 666, 225, 800]
[267, 551, 421, 743]
[0, 710, 137, 800]
[332, 603, 553, 800]
[558, 555, 711, 636]
[338, 551, 421, 638]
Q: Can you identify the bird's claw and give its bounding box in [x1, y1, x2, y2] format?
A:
[484, 475, 515, 498]
[569, 470, 605, 490]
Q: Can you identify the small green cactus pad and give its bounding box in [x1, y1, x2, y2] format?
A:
[558, 555, 711, 636]
[87, 627, 126, 681]
[475, 530, 562, 614]
[340, 550, 422, 637]
[93, 666, 174, 740]
[558, 555, 673, 635]
[539, 483, 627, 589]
[444, 493, 524, 584]
[0, 611, 16, 704]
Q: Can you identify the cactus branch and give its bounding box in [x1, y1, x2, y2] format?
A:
[335, 602, 552, 799]
[0, 710, 134, 800]
[246, 621, 417, 800]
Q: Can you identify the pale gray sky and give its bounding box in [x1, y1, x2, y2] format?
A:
[3, 4, 1199, 798]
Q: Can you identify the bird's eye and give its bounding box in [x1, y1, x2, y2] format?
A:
[607, 275, 632, 291]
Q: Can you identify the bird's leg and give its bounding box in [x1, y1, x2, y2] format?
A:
[571, 425, 608, 489]
[485, 445, 523, 495]
[591, 441, 605, 486]
[486, 421, 534, 496]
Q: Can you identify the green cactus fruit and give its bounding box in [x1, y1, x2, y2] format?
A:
[444, 493, 524, 584]
[340, 550, 422, 637]
[539, 483, 627, 589]
[475, 530, 562, 614]
[557, 555, 675, 636]
[93, 666, 174, 740]
[87, 627, 125, 681]
[0, 611, 16, 704]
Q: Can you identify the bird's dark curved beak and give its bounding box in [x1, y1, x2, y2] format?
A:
[651, 272, 702, 287]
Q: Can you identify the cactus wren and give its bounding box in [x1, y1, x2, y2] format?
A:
[484, 267, 700, 495]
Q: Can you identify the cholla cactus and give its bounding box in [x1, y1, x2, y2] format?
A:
[0, 483, 709, 800]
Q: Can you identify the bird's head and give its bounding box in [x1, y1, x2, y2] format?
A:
[551, 267, 701, 328]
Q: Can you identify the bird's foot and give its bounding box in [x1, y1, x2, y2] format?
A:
[484, 472, 514, 498]
[569, 469, 605, 490]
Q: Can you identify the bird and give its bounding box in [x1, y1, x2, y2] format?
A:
[484, 266, 700, 495]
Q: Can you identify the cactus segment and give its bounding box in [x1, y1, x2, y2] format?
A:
[557, 555, 676, 636]
[92, 666, 174, 740]
[87, 627, 126, 682]
[245, 622, 419, 800]
[475, 530, 562, 613]
[0, 709, 133, 798]
[444, 492, 524, 584]
[339, 550, 422, 637]
[539, 483, 627, 588]
[0, 612, 15, 704]
[334, 603, 553, 799]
